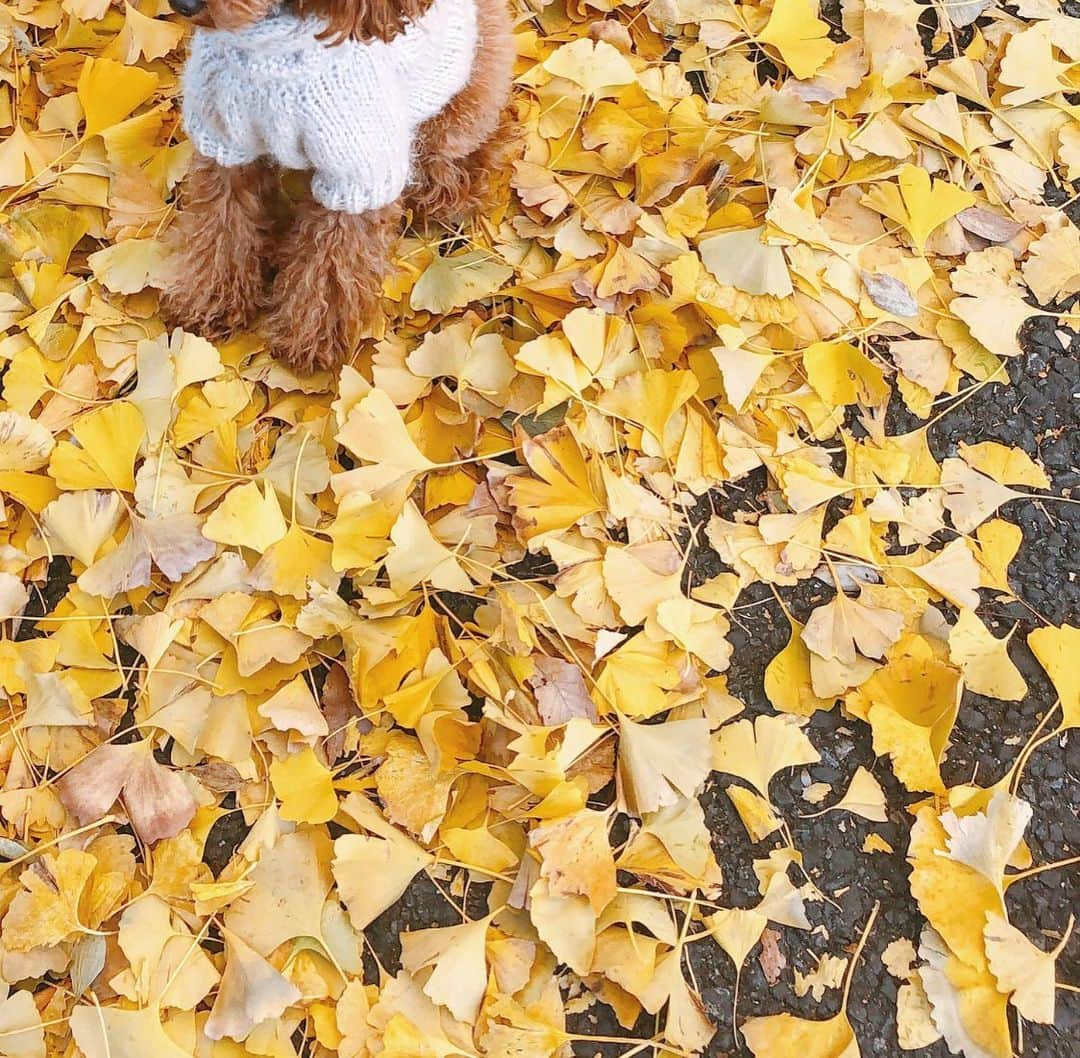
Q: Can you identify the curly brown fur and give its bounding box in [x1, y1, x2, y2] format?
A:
[407, 0, 516, 221]
[297, 0, 434, 43]
[263, 199, 402, 372]
[201, 0, 433, 39]
[161, 154, 276, 340]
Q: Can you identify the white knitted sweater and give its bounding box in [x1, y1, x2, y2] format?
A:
[182, 0, 478, 213]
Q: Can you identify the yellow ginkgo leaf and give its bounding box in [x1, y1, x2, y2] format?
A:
[708, 906, 768, 969]
[333, 793, 433, 930]
[530, 808, 617, 914]
[257, 674, 329, 740]
[48, 401, 145, 492]
[1027, 624, 1079, 728]
[712, 714, 819, 798]
[803, 341, 890, 408]
[87, 237, 169, 294]
[800, 590, 904, 666]
[698, 226, 794, 297]
[506, 425, 605, 544]
[742, 1011, 858, 1058]
[637, 949, 716, 1054]
[758, 0, 836, 80]
[542, 38, 637, 99]
[618, 716, 712, 816]
[269, 747, 337, 824]
[0, 124, 53, 189]
[948, 609, 1026, 702]
[598, 368, 698, 454]
[999, 23, 1072, 107]
[328, 491, 397, 571]
[983, 912, 1064, 1024]
[204, 928, 302, 1042]
[383, 499, 471, 595]
[765, 614, 835, 716]
[0, 989, 45, 1058]
[409, 250, 513, 314]
[251, 522, 335, 599]
[70, 1004, 191, 1058]
[118, 3, 184, 64]
[76, 57, 158, 137]
[203, 481, 287, 553]
[336, 388, 436, 497]
[958, 441, 1049, 489]
[3, 850, 96, 952]
[897, 165, 976, 250]
[400, 914, 493, 1023]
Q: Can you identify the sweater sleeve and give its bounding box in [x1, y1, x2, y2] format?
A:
[303, 62, 413, 214]
[181, 37, 262, 168]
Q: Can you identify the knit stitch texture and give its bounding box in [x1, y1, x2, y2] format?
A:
[181, 0, 479, 213]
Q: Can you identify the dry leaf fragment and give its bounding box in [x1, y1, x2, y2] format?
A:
[861, 271, 918, 317]
[944, 0, 993, 27]
[56, 740, 196, 844]
[956, 208, 1024, 243]
[806, 766, 887, 822]
[528, 657, 598, 724]
[758, 927, 787, 985]
[794, 953, 848, 1000]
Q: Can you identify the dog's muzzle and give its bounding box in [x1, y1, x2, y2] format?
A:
[169, 0, 205, 15]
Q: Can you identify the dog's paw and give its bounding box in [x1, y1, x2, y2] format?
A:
[407, 155, 485, 223]
[262, 306, 353, 375]
[160, 265, 265, 343]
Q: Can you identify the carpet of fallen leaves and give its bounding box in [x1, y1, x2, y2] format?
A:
[0, 0, 1077, 1056]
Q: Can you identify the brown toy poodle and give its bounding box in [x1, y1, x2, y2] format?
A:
[162, 0, 515, 372]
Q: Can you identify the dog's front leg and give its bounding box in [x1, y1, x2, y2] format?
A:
[263, 197, 402, 373]
[161, 153, 276, 340]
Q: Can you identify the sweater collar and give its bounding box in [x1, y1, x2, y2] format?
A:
[200, 10, 334, 52]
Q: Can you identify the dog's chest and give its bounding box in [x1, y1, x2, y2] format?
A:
[180, 0, 478, 210]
